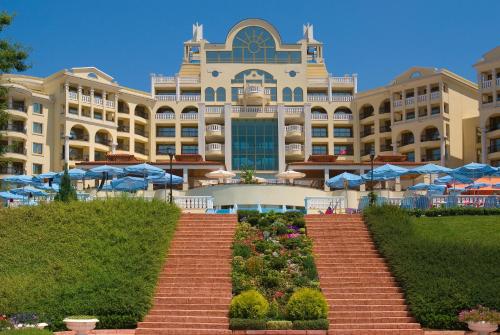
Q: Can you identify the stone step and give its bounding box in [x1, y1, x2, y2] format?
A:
[331, 317, 416, 324]
[136, 328, 231, 335]
[149, 304, 229, 311]
[323, 287, 401, 294]
[327, 304, 409, 312]
[143, 316, 229, 323]
[326, 298, 408, 306]
[329, 311, 411, 318]
[155, 288, 231, 295]
[137, 322, 228, 330]
[148, 310, 228, 317]
[328, 329, 423, 335]
[330, 323, 421, 330]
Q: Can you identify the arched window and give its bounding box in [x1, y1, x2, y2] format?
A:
[205, 87, 215, 102]
[216, 87, 226, 102]
[283, 87, 292, 102]
[293, 87, 303, 102]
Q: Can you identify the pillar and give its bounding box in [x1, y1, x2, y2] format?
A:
[77, 85, 82, 116]
[197, 103, 206, 159]
[111, 142, 117, 154]
[175, 76, 181, 102]
[359, 169, 366, 192]
[440, 136, 446, 166]
[277, 104, 286, 172]
[90, 88, 95, 118]
[328, 77, 332, 102]
[183, 167, 189, 191]
[64, 83, 69, 115]
[323, 168, 330, 191]
[224, 103, 232, 171]
[303, 103, 312, 160]
[395, 176, 401, 192]
[103, 91, 107, 120]
[64, 135, 70, 164]
[481, 127, 487, 163]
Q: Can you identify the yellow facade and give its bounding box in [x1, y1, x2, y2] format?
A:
[0, 19, 492, 177]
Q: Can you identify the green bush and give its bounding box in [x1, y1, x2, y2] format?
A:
[0, 199, 180, 330]
[407, 207, 500, 217]
[245, 256, 264, 275]
[364, 205, 500, 330]
[292, 319, 329, 330]
[233, 242, 252, 259]
[287, 288, 328, 320]
[266, 320, 293, 330]
[229, 290, 269, 319]
[229, 318, 266, 330]
[0, 330, 53, 335]
[260, 270, 283, 289]
[237, 210, 260, 222]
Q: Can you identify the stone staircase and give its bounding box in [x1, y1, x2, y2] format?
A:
[136, 213, 236, 335]
[306, 214, 423, 335]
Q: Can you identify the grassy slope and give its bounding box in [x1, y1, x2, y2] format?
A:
[0, 198, 180, 330]
[364, 206, 500, 330]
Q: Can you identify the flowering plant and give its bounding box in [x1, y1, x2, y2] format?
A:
[458, 306, 500, 323]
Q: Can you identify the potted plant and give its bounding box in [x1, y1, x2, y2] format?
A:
[63, 315, 99, 335]
[459, 305, 500, 335]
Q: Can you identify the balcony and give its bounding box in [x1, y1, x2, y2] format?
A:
[95, 137, 111, 146]
[134, 147, 149, 156]
[399, 139, 415, 147]
[379, 125, 391, 133]
[94, 97, 104, 106]
[285, 143, 304, 156]
[206, 124, 224, 137]
[417, 94, 427, 103]
[430, 91, 441, 100]
[239, 86, 268, 104]
[421, 134, 440, 142]
[233, 106, 277, 113]
[179, 94, 201, 102]
[0, 166, 24, 175]
[405, 97, 415, 106]
[116, 144, 130, 151]
[307, 75, 355, 86]
[332, 95, 353, 102]
[156, 112, 175, 120]
[105, 100, 115, 108]
[307, 95, 328, 102]
[205, 143, 224, 155]
[359, 111, 374, 120]
[134, 128, 148, 138]
[117, 125, 130, 133]
[333, 113, 353, 121]
[69, 134, 89, 142]
[284, 106, 303, 115]
[155, 94, 176, 101]
[311, 113, 328, 121]
[285, 125, 303, 137]
[481, 80, 492, 89]
[380, 144, 393, 152]
[360, 128, 375, 138]
[152, 75, 200, 85]
[206, 106, 224, 114]
[180, 112, 198, 120]
[1, 124, 26, 134]
[67, 91, 78, 101]
[69, 154, 89, 162]
[393, 100, 403, 108]
[81, 95, 91, 104]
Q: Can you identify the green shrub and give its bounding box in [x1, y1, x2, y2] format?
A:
[54, 165, 77, 202]
[269, 254, 287, 270]
[233, 242, 252, 259]
[245, 256, 264, 276]
[407, 207, 500, 217]
[364, 205, 500, 330]
[293, 217, 306, 228]
[229, 318, 266, 330]
[0, 199, 180, 330]
[260, 270, 283, 289]
[292, 319, 329, 330]
[266, 320, 293, 330]
[287, 288, 328, 320]
[254, 240, 275, 253]
[232, 272, 254, 295]
[237, 210, 260, 222]
[267, 299, 281, 319]
[229, 290, 269, 319]
[0, 330, 53, 335]
[302, 255, 318, 280]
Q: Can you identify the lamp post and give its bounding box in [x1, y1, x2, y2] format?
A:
[369, 149, 375, 205]
[167, 148, 174, 204]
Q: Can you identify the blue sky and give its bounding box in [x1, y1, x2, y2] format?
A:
[2, 0, 499, 92]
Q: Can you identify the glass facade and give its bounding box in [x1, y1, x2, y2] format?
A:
[232, 119, 278, 171]
[206, 26, 301, 64]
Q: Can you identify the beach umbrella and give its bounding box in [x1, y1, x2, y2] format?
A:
[452, 162, 497, 179]
[111, 176, 148, 192]
[35, 182, 60, 192]
[326, 172, 364, 209]
[408, 183, 446, 194]
[86, 165, 124, 178]
[408, 163, 452, 175]
[434, 174, 473, 185]
[465, 182, 491, 190]
[0, 191, 24, 200]
[36, 171, 58, 181]
[276, 170, 305, 184]
[361, 164, 408, 181]
[125, 163, 164, 176]
[493, 183, 500, 189]
[10, 186, 48, 197]
[148, 173, 183, 201]
[56, 168, 87, 180]
[206, 169, 236, 183]
[2, 175, 36, 185]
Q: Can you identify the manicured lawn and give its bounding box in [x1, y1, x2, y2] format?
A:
[0, 330, 53, 335]
[0, 198, 180, 331]
[364, 206, 500, 330]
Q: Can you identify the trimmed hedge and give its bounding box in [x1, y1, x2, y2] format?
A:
[266, 320, 293, 330]
[287, 288, 328, 320]
[292, 319, 329, 330]
[229, 290, 269, 319]
[0, 198, 180, 330]
[229, 318, 266, 330]
[364, 205, 500, 330]
[407, 207, 500, 217]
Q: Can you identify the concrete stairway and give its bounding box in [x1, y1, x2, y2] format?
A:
[306, 214, 423, 335]
[136, 213, 236, 335]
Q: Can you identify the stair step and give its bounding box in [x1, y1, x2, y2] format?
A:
[136, 328, 231, 335]
[143, 316, 229, 323]
[330, 323, 421, 330]
[138, 321, 228, 329]
[148, 310, 228, 317]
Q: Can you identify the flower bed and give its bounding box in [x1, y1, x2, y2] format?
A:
[230, 211, 328, 331]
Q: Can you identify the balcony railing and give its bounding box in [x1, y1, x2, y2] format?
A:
[69, 155, 89, 161]
[10, 103, 26, 112]
[360, 128, 375, 137]
[116, 144, 129, 151]
[1, 125, 26, 133]
[481, 80, 492, 89]
[421, 154, 440, 162]
[174, 196, 213, 210]
[399, 139, 415, 146]
[81, 95, 91, 103]
[380, 144, 393, 152]
[285, 143, 304, 154]
[180, 113, 198, 120]
[179, 94, 201, 101]
[134, 129, 148, 137]
[417, 94, 427, 103]
[488, 145, 500, 153]
[94, 97, 103, 106]
[117, 125, 130, 132]
[134, 147, 149, 155]
[152, 75, 200, 85]
[206, 143, 224, 153]
[332, 95, 353, 102]
[67, 92, 78, 100]
[285, 125, 303, 135]
[0, 166, 24, 175]
[393, 100, 403, 108]
[307, 95, 328, 102]
[206, 124, 224, 134]
[95, 137, 111, 146]
[5, 146, 26, 155]
[106, 100, 115, 108]
[430, 91, 441, 100]
[379, 125, 391, 133]
[405, 97, 415, 105]
[135, 111, 149, 119]
[156, 112, 175, 120]
[69, 135, 89, 141]
[284, 106, 303, 114]
[311, 113, 328, 120]
[206, 106, 224, 114]
[360, 111, 374, 120]
[232, 106, 277, 113]
[421, 134, 440, 142]
[155, 94, 176, 101]
[333, 113, 353, 121]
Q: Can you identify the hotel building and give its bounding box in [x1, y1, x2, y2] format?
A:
[0, 19, 494, 189]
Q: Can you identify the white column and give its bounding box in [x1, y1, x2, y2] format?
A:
[224, 103, 232, 171]
[324, 168, 330, 191]
[395, 176, 401, 192]
[77, 85, 82, 116]
[64, 136, 70, 164]
[103, 91, 107, 121]
[353, 74, 358, 94]
[114, 93, 119, 125]
[481, 127, 487, 163]
[277, 104, 286, 172]
[111, 142, 117, 154]
[197, 103, 206, 159]
[328, 77, 332, 102]
[175, 75, 181, 102]
[303, 103, 312, 159]
[90, 88, 95, 118]
[183, 167, 189, 191]
[64, 83, 69, 115]
[426, 84, 431, 115]
[440, 137, 446, 166]
[359, 169, 366, 192]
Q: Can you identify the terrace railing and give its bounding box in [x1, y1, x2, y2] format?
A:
[305, 196, 346, 211]
[174, 196, 214, 209]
